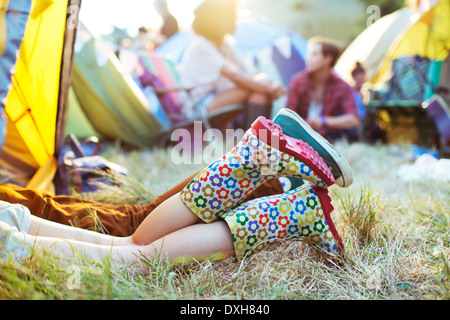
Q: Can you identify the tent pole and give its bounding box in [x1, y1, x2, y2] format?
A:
[55, 0, 82, 158]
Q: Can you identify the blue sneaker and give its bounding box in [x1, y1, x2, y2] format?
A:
[273, 108, 353, 187]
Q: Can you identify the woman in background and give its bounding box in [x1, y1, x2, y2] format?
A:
[178, 0, 285, 128]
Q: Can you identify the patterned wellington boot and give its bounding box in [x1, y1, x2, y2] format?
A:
[223, 183, 344, 263]
[180, 116, 335, 223]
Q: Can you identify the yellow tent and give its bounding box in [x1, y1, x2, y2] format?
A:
[0, 0, 79, 194]
[372, 0, 450, 84]
[336, 0, 450, 86]
[335, 6, 418, 84]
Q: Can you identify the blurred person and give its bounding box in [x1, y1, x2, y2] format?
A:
[178, 0, 285, 129]
[351, 61, 366, 96]
[350, 61, 386, 143]
[118, 28, 154, 76]
[131, 26, 154, 52]
[118, 38, 140, 75]
[285, 37, 361, 142]
[154, 0, 179, 42]
[351, 61, 366, 119]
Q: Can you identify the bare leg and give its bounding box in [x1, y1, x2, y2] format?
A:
[26, 193, 200, 248]
[247, 91, 271, 105]
[28, 215, 134, 246]
[25, 192, 231, 260]
[31, 220, 235, 270]
[206, 87, 272, 126]
[151, 220, 235, 261]
[31, 235, 145, 269]
[132, 193, 201, 245]
[206, 87, 251, 112]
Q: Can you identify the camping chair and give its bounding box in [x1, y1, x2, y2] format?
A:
[362, 55, 448, 148]
[135, 51, 243, 144]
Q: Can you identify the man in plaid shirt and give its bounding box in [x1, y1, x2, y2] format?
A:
[285, 37, 361, 142]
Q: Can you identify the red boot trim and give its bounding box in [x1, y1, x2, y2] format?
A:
[311, 184, 345, 255]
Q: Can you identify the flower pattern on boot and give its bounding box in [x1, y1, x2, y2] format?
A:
[223, 183, 344, 262]
[181, 125, 333, 223]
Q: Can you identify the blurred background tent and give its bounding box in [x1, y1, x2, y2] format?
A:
[344, 0, 450, 149]
[335, 6, 418, 84]
[0, 0, 80, 194]
[66, 24, 167, 145]
[371, 0, 450, 86]
[336, 0, 449, 88]
[232, 18, 308, 89]
[66, 16, 308, 143]
[0, 0, 310, 195]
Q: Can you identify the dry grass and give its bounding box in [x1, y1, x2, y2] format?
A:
[1, 140, 449, 300]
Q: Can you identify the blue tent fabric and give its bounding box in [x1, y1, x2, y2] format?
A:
[233, 19, 307, 86]
[156, 31, 193, 65]
[232, 19, 307, 54]
[157, 18, 308, 87]
[0, 0, 32, 108]
[272, 45, 305, 86]
[0, 0, 32, 146]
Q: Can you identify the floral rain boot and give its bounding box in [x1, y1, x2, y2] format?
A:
[223, 183, 344, 263]
[180, 117, 335, 223]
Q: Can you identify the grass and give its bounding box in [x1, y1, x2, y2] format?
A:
[0, 140, 449, 300]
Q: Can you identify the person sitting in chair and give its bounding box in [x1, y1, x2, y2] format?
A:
[178, 0, 285, 129]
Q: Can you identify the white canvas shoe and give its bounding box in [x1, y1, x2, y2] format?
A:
[0, 201, 32, 263]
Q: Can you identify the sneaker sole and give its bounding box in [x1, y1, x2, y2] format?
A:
[273, 108, 353, 188]
[250, 116, 335, 187]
